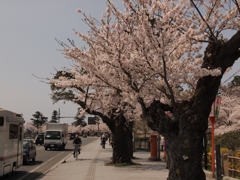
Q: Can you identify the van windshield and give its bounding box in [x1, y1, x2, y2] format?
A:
[45, 131, 61, 139]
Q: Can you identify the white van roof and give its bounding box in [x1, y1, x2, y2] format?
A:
[0, 108, 24, 123]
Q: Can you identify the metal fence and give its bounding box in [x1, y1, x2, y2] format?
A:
[134, 138, 150, 151]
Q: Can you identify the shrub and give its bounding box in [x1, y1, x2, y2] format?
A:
[215, 131, 240, 151]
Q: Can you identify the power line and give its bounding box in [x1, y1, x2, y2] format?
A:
[222, 68, 240, 85]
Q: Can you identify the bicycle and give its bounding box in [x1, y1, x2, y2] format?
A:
[73, 144, 81, 161]
[101, 141, 105, 149]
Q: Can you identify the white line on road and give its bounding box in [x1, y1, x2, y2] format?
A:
[17, 151, 66, 180]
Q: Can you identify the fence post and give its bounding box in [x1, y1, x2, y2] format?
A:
[233, 157, 235, 178]
[221, 151, 224, 176]
[228, 150, 231, 177]
[215, 144, 222, 180]
[204, 133, 208, 169]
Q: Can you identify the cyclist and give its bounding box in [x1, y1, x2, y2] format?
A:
[73, 134, 82, 157]
[101, 133, 106, 149]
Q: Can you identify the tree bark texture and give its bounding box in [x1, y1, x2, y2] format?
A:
[92, 110, 133, 164]
[127, 121, 134, 158]
[112, 113, 132, 164]
[143, 100, 207, 180]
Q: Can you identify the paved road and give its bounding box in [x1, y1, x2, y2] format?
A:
[1, 137, 96, 180]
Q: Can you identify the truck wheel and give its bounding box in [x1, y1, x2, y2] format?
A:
[45, 147, 48, 151]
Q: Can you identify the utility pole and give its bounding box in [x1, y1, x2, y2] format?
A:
[57, 108, 76, 123]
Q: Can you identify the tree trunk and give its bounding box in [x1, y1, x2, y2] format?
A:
[167, 131, 205, 180]
[127, 122, 133, 158]
[139, 99, 209, 180]
[88, 110, 133, 164]
[137, 33, 240, 179]
[112, 114, 132, 164]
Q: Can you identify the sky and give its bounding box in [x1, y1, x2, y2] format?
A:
[0, 1, 240, 125]
[0, 1, 124, 124]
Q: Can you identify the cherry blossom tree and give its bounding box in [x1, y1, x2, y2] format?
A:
[50, 69, 137, 163]
[51, 0, 240, 179]
[24, 122, 38, 135]
[68, 125, 77, 133]
[215, 85, 240, 135]
[41, 124, 46, 133]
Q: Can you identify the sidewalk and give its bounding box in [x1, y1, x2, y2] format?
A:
[36, 137, 231, 180]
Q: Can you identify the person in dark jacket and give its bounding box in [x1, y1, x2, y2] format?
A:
[73, 134, 82, 145]
[73, 135, 82, 156]
[101, 133, 106, 149]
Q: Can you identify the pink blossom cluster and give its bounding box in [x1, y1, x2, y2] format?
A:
[50, 0, 239, 121]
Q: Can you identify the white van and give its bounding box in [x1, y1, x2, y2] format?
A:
[0, 108, 25, 177]
[44, 123, 68, 150]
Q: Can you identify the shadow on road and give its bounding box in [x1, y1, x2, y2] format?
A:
[22, 160, 44, 166]
[45, 148, 73, 152]
[1, 171, 44, 180]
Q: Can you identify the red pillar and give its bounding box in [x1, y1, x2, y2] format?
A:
[209, 117, 215, 177]
[149, 134, 160, 161]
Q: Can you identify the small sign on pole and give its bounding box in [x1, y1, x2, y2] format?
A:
[209, 95, 222, 117]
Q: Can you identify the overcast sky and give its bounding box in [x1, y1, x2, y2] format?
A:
[0, 1, 123, 124]
[0, 1, 239, 125]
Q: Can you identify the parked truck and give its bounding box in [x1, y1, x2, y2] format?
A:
[44, 123, 68, 150]
[0, 108, 24, 177]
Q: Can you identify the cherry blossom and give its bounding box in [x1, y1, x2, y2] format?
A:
[49, 1, 240, 179]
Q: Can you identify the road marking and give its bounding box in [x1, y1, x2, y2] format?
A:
[17, 151, 65, 180]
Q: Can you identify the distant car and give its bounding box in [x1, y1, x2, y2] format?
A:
[35, 134, 44, 145]
[82, 134, 87, 138]
[68, 133, 76, 140]
[70, 133, 76, 140]
[23, 139, 36, 165]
